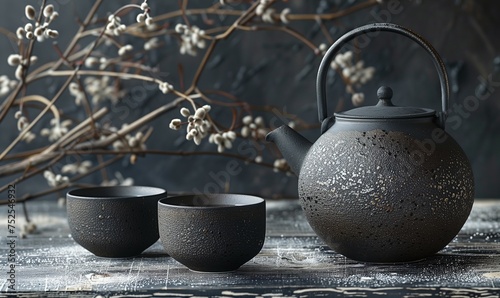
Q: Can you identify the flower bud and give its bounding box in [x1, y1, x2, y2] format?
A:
[241, 126, 250, 138]
[351, 93, 365, 107]
[175, 24, 185, 33]
[242, 115, 253, 125]
[34, 27, 45, 37]
[254, 116, 264, 126]
[7, 54, 22, 66]
[24, 23, 33, 32]
[43, 4, 54, 18]
[180, 108, 191, 117]
[136, 13, 146, 23]
[194, 108, 206, 119]
[16, 27, 25, 40]
[194, 135, 202, 145]
[225, 131, 236, 141]
[49, 11, 59, 22]
[46, 29, 59, 38]
[25, 5, 36, 20]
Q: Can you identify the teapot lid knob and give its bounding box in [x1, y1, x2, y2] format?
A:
[376, 86, 394, 107]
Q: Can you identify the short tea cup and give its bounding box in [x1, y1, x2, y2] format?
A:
[67, 186, 167, 258]
[158, 194, 266, 272]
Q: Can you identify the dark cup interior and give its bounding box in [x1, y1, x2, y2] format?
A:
[161, 193, 263, 207]
[158, 194, 266, 272]
[67, 186, 167, 258]
[68, 185, 165, 198]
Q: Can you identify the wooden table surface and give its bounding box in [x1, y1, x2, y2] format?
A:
[1, 199, 500, 297]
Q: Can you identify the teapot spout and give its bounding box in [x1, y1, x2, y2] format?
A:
[266, 125, 312, 175]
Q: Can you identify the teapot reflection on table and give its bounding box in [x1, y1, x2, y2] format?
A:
[266, 23, 474, 263]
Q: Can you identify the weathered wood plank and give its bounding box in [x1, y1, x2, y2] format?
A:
[0, 200, 499, 296]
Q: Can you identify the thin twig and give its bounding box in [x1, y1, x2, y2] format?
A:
[0, 108, 108, 177]
[0, 155, 124, 205]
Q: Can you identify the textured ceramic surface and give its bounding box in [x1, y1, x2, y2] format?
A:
[266, 23, 475, 263]
[67, 186, 167, 258]
[298, 126, 474, 262]
[158, 194, 266, 272]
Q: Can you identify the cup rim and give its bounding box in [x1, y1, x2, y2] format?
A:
[67, 186, 167, 200]
[158, 193, 264, 209]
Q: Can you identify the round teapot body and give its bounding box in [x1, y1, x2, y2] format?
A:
[298, 118, 474, 263]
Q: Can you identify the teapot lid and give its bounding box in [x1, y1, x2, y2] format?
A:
[335, 86, 436, 119]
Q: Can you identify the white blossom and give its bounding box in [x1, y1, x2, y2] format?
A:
[171, 105, 213, 145]
[118, 44, 133, 56]
[106, 14, 126, 36]
[15, 111, 36, 143]
[7, 54, 22, 67]
[331, 51, 375, 85]
[240, 115, 268, 139]
[273, 158, 290, 173]
[43, 4, 54, 18]
[101, 172, 134, 186]
[15, 65, 23, 80]
[19, 4, 59, 41]
[351, 92, 365, 107]
[84, 57, 100, 68]
[43, 170, 69, 187]
[69, 82, 85, 106]
[169, 118, 182, 130]
[112, 130, 147, 151]
[261, 8, 275, 23]
[25, 5, 36, 20]
[16, 27, 25, 40]
[99, 57, 110, 70]
[331, 51, 375, 106]
[175, 24, 206, 56]
[209, 131, 236, 153]
[20, 130, 36, 143]
[7, 54, 38, 69]
[280, 8, 291, 24]
[318, 43, 328, 55]
[136, 1, 153, 25]
[159, 81, 173, 94]
[180, 107, 190, 117]
[256, 0, 276, 23]
[0, 76, 17, 96]
[84, 76, 124, 105]
[40, 118, 72, 141]
[62, 161, 93, 175]
[186, 106, 212, 145]
[144, 37, 159, 50]
[15, 111, 28, 130]
[7, 54, 37, 79]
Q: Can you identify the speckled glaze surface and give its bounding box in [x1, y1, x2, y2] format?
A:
[67, 186, 167, 258]
[298, 122, 474, 262]
[265, 23, 476, 263]
[158, 194, 265, 272]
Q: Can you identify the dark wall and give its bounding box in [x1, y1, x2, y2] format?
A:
[1, 1, 499, 199]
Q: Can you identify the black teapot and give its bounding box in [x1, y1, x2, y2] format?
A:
[266, 23, 474, 263]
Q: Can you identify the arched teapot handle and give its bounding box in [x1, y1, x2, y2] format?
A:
[317, 23, 449, 133]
